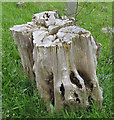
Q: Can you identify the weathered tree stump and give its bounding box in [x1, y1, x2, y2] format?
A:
[10, 11, 103, 112]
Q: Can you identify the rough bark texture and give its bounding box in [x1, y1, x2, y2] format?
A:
[10, 11, 103, 112]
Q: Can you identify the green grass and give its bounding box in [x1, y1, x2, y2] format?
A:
[2, 2, 113, 118]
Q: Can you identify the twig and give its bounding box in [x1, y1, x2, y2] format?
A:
[74, 1, 78, 24]
[74, 1, 88, 24]
[76, 1, 88, 17]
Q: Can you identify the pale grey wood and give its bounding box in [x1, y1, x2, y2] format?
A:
[10, 22, 39, 84]
[10, 11, 103, 112]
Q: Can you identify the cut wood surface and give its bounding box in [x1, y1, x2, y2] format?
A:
[10, 11, 103, 112]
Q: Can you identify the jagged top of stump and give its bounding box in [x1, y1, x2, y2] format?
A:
[10, 11, 91, 47]
[9, 22, 40, 34]
[32, 11, 90, 47]
[33, 26, 90, 47]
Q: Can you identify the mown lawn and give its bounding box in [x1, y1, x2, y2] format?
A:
[2, 2, 113, 118]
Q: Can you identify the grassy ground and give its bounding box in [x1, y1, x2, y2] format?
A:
[2, 2, 113, 118]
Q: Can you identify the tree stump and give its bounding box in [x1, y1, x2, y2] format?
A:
[10, 11, 103, 112]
